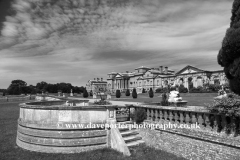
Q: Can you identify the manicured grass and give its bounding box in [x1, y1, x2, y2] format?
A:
[110, 93, 218, 106]
[45, 92, 218, 106]
[0, 101, 186, 160]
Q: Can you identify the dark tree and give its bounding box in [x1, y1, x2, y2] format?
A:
[149, 88, 154, 98]
[132, 88, 137, 99]
[116, 90, 121, 98]
[83, 87, 89, 98]
[7, 79, 27, 95]
[218, 0, 240, 95]
[125, 89, 130, 96]
[142, 88, 146, 93]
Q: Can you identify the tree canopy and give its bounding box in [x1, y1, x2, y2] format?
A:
[6, 79, 84, 95]
[218, 0, 240, 95]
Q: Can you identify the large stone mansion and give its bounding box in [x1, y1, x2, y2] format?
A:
[105, 65, 227, 93]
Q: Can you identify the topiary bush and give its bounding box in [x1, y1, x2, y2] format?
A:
[89, 90, 93, 96]
[142, 88, 146, 93]
[134, 108, 147, 124]
[132, 88, 137, 99]
[149, 88, 154, 98]
[161, 93, 169, 106]
[116, 89, 121, 98]
[83, 88, 89, 98]
[125, 89, 130, 96]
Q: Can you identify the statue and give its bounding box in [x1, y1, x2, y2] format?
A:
[168, 91, 182, 103]
[70, 89, 73, 97]
[214, 86, 227, 100]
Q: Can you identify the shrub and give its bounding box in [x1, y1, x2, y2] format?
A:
[206, 84, 221, 92]
[132, 88, 137, 99]
[161, 93, 169, 106]
[155, 87, 162, 93]
[170, 86, 176, 91]
[142, 88, 146, 93]
[179, 84, 188, 93]
[125, 89, 130, 96]
[93, 100, 111, 105]
[134, 108, 147, 124]
[116, 90, 121, 98]
[89, 90, 93, 96]
[207, 97, 240, 135]
[83, 88, 88, 98]
[149, 88, 154, 98]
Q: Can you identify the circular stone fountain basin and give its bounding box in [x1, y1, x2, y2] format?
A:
[16, 100, 117, 153]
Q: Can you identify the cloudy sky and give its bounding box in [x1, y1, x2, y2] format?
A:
[0, 0, 234, 88]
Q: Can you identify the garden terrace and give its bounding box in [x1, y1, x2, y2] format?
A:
[127, 104, 240, 148]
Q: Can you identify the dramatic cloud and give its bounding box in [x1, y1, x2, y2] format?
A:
[0, 0, 234, 88]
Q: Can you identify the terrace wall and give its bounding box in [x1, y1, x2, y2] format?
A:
[127, 104, 240, 148]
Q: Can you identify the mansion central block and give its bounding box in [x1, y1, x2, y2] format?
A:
[106, 65, 227, 93]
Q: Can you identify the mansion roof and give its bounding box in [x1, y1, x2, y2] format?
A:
[107, 65, 224, 80]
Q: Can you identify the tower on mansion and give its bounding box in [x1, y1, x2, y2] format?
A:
[107, 65, 227, 93]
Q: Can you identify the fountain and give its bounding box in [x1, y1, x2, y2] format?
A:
[16, 100, 117, 153]
[168, 90, 188, 107]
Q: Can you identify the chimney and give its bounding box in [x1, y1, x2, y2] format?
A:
[97, 78, 99, 81]
[159, 66, 163, 73]
[94, 78, 96, 81]
[101, 78, 103, 81]
[165, 67, 168, 74]
[126, 71, 129, 73]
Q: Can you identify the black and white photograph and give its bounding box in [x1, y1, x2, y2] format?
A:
[0, 0, 240, 159]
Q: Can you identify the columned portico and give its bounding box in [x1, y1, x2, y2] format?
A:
[106, 65, 227, 93]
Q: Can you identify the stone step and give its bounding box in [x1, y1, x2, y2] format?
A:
[120, 130, 139, 137]
[126, 140, 145, 147]
[117, 121, 133, 125]
[118, 127, 136, 132]
[123, 135, 142, 143]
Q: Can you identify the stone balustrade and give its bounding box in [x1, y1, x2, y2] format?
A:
[126, 104, 239, 135]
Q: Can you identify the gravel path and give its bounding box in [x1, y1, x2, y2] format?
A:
[138, 128, 240, 160]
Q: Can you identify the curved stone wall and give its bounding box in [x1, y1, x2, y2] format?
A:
[16, 101, 117, 153]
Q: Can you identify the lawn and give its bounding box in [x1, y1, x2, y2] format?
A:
[109, 93, 218, 106]
[0, 101, 186, 160]
[39, 92, 217, 106]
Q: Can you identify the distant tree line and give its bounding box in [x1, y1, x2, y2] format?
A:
[5, 79, 85, 95]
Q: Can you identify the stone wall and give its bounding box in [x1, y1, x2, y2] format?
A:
[128, 104, 240, 148]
